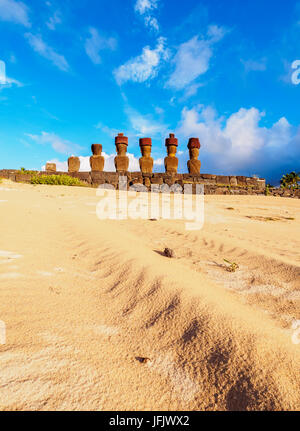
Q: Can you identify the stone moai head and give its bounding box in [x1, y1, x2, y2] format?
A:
[164, 133, 179, 174]
[187, 137, 201, 174]
[91, 143, 102, 156]
[139, 138, 153, 174]
[114, 133, 129, 172]
[46, 162, 56, 173]
[115, 133, 128, 155]
[68, 156, 80, 173]
[90, 143, 104, 172]
[165, 133, 178, 156]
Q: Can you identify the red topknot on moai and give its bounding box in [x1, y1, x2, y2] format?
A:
[139, 138, 154, 174]
[90, 143, 105, 172]
[114, 133, 129, 172]
[187, 138, 201, 174]
[164, 133, 178, 174]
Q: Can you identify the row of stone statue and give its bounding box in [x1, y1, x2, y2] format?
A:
[67, 133, 201, 175]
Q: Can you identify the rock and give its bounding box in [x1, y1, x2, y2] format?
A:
[164, 248, 175, 258]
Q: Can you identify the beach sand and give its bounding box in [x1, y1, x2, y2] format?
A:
[0, 179, 299, 411]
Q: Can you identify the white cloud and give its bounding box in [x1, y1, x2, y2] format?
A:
[144, 16, 159, 31]
[166, 26, 226, 92]
[26, 132, 81, 154]
[97, 102, 168, 140]
[114, 37, 168, 85]
[134, 0, 158, 15]
[46, 10, 61, 30]
[176, 105, 299, 181]
[84, 27, 117, 65]
[25, 33, 69, 71]
[207, 24, 227, 42]
[166, 36, 212, 90]
[125, 105, 168, 137]
[134, 0, 159, 31]
[0, 0, 30, 27]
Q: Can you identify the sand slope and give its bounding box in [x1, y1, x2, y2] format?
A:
[0, 180, 299, 411]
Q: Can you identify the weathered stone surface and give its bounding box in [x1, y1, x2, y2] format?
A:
[151, 177, 163, 185]
[68, 156, 80, 173]
[229, 176, 238, 186]
[15, 174, 32, 183]
[90, 144, 105, 172]
[46, 163, 56, 173]
[257, 179, 266, 190]
[216, 175, 230, 185]
[165, 133, 179, 174]
[237, 176, 247, 185]
[71, 172, 91, 183]
[115, 133, 129, 172]
[201, 174, 217, 180]
[187, 158, 201, 174]
[187, 138, 201, 174]
[90, 156, 104, 172]
[139, 138, 154, 174]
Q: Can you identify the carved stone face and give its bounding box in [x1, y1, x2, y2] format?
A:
[167, 145, 177, 157]
[116, 143, 127, 156]
[91, 144, 102, 156]
[68, 156, 80, 173]
[141, 146, 151, 157]
[189, 147, 199, 160]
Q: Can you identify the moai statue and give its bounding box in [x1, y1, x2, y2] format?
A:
[114, 133, 129, 172]
[187, 138, 201, 174]
[139, 138, 154, 174]
[90, 143, 104, 172]
[68, 156, 80, 173]
[45, 163, 56, 173]
[164, 133, 178, 174]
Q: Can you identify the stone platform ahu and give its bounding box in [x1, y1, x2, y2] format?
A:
[42, 132, 266, 194]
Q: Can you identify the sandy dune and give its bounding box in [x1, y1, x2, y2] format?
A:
[0, 179, 299, 411]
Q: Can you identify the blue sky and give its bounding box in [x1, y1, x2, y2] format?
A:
[0, 0, 299, 184]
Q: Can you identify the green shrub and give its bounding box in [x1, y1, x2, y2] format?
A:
[30, 174, 87, 187]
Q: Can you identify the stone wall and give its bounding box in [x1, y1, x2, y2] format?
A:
[0, 169, 268, 195]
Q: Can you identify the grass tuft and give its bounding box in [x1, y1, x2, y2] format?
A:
[30, 174, 87, 187]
